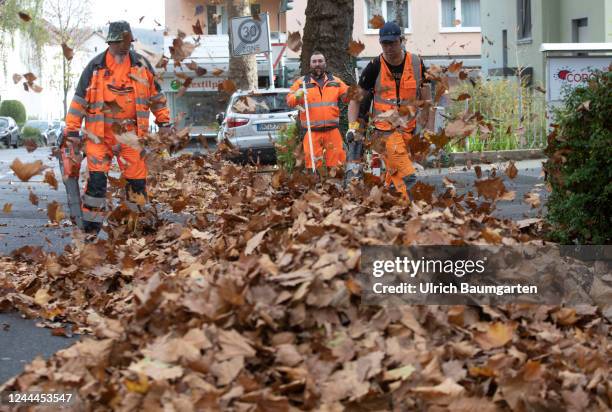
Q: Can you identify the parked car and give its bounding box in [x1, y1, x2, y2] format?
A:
[22, 120, 52, 146]
[216, 88, 297, 163]
[47, 120, 65, 146]
[0, 116, 21, 148]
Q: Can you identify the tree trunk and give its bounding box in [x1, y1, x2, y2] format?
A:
[300, 0, 354, 85]
[227, 0, 258, 90]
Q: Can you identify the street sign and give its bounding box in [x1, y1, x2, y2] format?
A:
[230, 14, 270, 56]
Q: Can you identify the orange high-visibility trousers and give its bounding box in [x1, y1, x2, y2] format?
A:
[303, 128, 346, 169]
[379, 129, 416, 199]
[85, 135, 146, 179]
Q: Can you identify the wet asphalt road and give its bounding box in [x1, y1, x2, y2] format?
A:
[0, 144, 547, 385]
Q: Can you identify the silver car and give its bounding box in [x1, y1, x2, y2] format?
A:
[216, 88, 297, 163]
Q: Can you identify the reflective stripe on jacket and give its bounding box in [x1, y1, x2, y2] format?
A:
[287, 73, 349, 131]
[65, 50, 170, 140]
[372, 53, 422, 132]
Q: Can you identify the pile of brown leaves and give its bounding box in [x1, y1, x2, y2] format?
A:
[0, 152, 610, 411]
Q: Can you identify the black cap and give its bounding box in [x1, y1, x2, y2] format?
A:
[379, 22, 402, 42]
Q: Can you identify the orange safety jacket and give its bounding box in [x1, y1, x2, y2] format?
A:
[372, 52, 422, 132]
[65, 49, 170, 140]
[287, 73, 349, 131]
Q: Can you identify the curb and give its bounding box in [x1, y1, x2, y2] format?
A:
[448, 149, 544, 166]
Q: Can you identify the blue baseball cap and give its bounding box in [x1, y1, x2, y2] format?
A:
[379, 22, 402, 42]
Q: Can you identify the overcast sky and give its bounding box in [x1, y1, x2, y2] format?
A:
[91, 0, 165, 30]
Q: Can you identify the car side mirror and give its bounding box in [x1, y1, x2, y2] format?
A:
[216, 112, 225, 125]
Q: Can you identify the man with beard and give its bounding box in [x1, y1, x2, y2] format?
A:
[287, 51, 350, 170]
[63, 21, 171, 236]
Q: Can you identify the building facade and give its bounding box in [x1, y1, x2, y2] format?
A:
[162, 0, 484, 136]
[480, 0, 612, 86]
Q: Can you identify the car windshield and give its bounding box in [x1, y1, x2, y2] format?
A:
[26, 121, 49, 131]
[231, 93, 291, 114]
[52, 121, 61, 128]
[0, 119, 7, 128]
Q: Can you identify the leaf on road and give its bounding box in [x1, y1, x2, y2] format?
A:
[474, 322, 516, 350]
[29, 190, 39, 206]
[245, 229, 269, 256]
[287, 31, 302, 53]
[3, 203, 12, 214]
[47, 201, 64, 223]
[505, 161, 518, 179]
[10, 158, 46, 181]
[524, 191, 541, 208]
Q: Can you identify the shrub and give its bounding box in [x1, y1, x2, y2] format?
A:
[0, 100, 27, 127]
[446, 78, 547, 152]
[544, 68, 611, 244]
[275, 122, 301, 173]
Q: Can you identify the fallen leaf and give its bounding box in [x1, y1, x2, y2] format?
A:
[23, 139, 37, 153]
[448, 60, 463, 73]
[18, 11, 31, 22]
[102, 100, 123, 114]
[474, 177, 506, 201]
[348, 40, 365, 57]
[10, 158, 46, 181]
[212, 68, 224, 76]
[287, 31, 302, 53]
[23, 72, 37, 83]
[29, 190, 39, 206]
[245, 229, 269, 255]
[12, 73, 22, 84]
[412, 378, 465, 398]
[369, 14, 385, 29]
[44, 170, 58, 190]
[505, 161, 518, 179]
[523, 191, 541, 208]
[47, 201, 64, 223]
[474, 322, 516, 350]
[3, 203, 12, 214]
[218, 79, 237, 95]
[192, 18, 204, 35]
[61, 43, 74, 60]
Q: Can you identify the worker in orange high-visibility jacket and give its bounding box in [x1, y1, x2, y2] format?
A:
[347, 22, 427, 200]
[63, 20, 171, 235]
[287, 51, 350, 170]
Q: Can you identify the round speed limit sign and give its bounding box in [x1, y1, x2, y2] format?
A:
[238, 19, 262, 44]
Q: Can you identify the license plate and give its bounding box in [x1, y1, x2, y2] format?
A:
[257, 123, 281, 131]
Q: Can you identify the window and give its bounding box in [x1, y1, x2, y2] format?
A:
[572, 18, 588, 43]
[440, 0, 480, 31]
[250, 4, 261, 17]
[517, 0, 531, 40]
[365, 0, 411, 33]
[207, 5, 228, 35]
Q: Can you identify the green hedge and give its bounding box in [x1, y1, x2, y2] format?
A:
[544, 69, 611, 244]
[0, 100, 27, 127]
[21, 126, 45, 146]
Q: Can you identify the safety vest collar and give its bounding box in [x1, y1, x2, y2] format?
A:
[88, 49, 148, 70]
